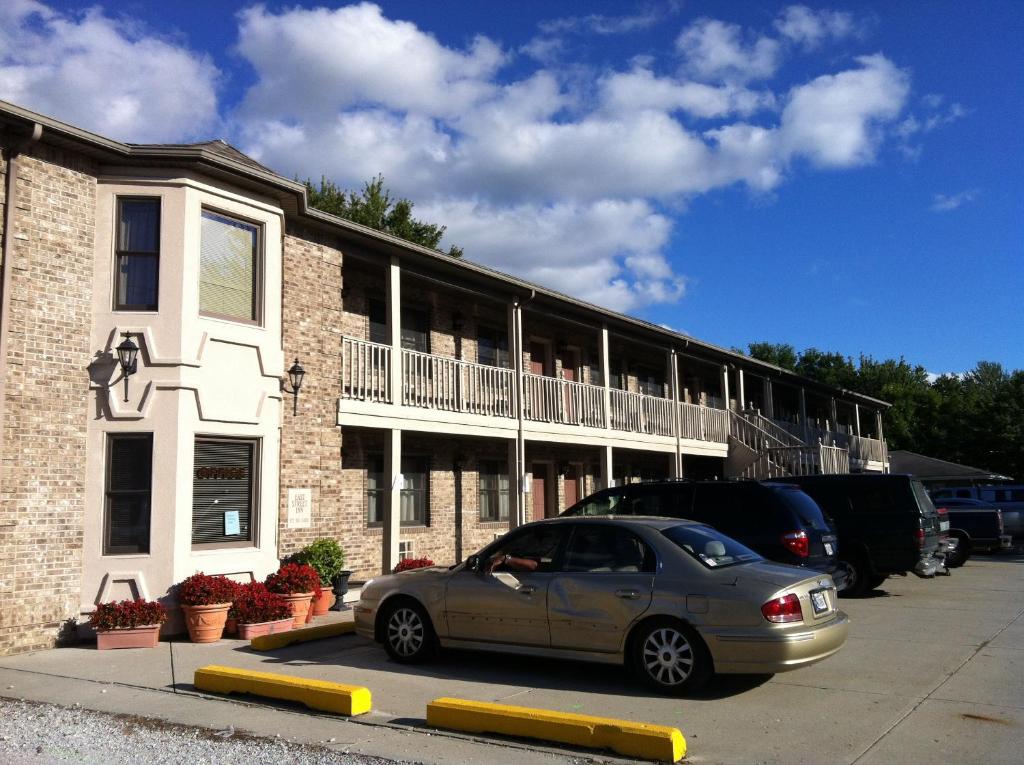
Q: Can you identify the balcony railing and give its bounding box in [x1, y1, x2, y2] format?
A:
[610, 389, 675, 436]
[679, 401, 730, 442]
[523, 374, 606, 427]
[402, 349, 516, 418]
[341, 337, 391, 403]
[848, 433, 886, 462]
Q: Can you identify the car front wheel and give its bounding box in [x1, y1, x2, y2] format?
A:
[382, 600, 436, 664]
[630, 619, 711, 695]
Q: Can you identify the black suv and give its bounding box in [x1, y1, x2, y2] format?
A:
[773, 474, 949, 595]
[561, 479, 845, 587]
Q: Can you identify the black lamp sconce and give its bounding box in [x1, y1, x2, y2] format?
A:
[115, 332, 139, 402]
[281, 358, 306, 416]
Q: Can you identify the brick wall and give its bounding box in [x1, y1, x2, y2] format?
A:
[0, 146, 97, 655]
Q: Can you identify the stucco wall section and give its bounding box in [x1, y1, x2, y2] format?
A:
[0, 147, 96, 655]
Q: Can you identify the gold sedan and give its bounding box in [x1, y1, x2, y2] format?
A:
[355, 517, 849, 694]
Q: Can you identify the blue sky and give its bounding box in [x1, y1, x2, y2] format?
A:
[2, 1, 1021, 373]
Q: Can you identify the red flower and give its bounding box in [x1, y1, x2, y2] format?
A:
[265, 563, 321, 595]
[90, 599, 167, 631]
[394, 557, 434, 573]
[230, 582, 292, 624]
[177, 572, 237, 606]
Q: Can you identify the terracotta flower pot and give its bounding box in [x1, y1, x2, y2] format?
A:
[281, 592, 314, 628]
[96, 624, 161, 650]
[224, 617, 238, 637]
[237, 618, 294, 640]
[311, 588, 336, 616]
[181, 603, 231, 643]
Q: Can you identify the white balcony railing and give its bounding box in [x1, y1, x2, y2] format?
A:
[679, 401, 730, 443]
[402, 349, 516, 418]
[523, 374, 606, 428]
[610, 389, 675, 436]
[341, 337, 391, 403]
[848, 434, 886, 462]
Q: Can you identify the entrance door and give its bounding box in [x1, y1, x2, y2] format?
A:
[564, 465, 580, 509]
[530, 342, 550, 376]
[532, 463, 550, 520]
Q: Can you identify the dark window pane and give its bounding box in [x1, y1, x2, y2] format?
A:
[115, 198, 160, 311]
[192, 439, 256, 545]
[367, 454, 383, 525]
[564, 526, 652, 573]
[401, 307, 429, 352]
[105, 434, 152, 554]
[118, 199, 160, 252]
[400, 456, 428, 525]
[479, 460, 509, 522]
[369, 299, 387, 344]
[117, 253, 159, 310]
[478, 326, 509, 368]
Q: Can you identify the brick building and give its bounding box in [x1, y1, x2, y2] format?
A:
[0, 101, 890, 655]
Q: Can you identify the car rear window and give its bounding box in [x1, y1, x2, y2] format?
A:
[772, 487, 832, 531]
[912, 480, 938, 516]
[661, 525, 762, 569]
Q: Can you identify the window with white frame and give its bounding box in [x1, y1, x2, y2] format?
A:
[400, 456, 428, 525]
[366, 454, 384, 527]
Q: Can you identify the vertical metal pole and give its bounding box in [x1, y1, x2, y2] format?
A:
[387, 256, 402, 406]
[383, 428, 402, 574]
[669, 348, 682, 477]
[738, 369, 746, 411]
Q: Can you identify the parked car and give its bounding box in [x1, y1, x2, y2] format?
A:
[774, 474, 951, 596]
[930, 486, 1024, 539]
[928, 497, 1012, 565]
[561, 479, 847, 589]
[355, 517, 849, 695]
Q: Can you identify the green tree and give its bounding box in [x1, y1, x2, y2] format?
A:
[794, 348, 858, 390]
[305, 175, 463, 258]
[747, 342, 797, 370]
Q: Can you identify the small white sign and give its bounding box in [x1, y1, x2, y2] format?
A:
[287, 488, 312, 529]
[391, 473, 405, 490]
[224, 510, 241, 536]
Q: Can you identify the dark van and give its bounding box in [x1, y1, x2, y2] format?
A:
[561, 480, 845, 587]
[772, 474, 949, 595]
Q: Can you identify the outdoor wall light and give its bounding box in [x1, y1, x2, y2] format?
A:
[115, 332, 139, 402]
[282, 358, 306, 416]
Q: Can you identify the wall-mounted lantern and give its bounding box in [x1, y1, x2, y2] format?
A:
[282, 358, 306, 416]
[115, 332, 139, 402]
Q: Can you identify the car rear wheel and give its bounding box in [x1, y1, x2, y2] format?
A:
[382, 600, 436, 664]
[838, 552, 872, 597]
[946, 533, 970, 567]
[630, 619, 711, 695]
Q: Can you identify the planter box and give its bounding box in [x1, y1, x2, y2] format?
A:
[181, 602, 231, 643]
[96, 624, 161, 650]
[237, 618, 293, 640]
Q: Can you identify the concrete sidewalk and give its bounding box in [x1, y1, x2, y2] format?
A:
[2, 554, 1023, 764]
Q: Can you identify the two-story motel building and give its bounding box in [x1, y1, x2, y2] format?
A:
[0, 101, 889, 654]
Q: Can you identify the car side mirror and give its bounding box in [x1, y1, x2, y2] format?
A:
[466, 554, 481, 573]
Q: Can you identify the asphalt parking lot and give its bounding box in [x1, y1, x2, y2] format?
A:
[1, 552, 1022, 764]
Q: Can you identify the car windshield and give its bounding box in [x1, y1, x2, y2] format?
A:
[661, 525, 763, 569]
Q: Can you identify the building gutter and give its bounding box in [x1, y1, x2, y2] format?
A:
[0, 122, 42, 484]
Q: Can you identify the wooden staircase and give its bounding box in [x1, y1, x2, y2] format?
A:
[728, 410, 850, 480]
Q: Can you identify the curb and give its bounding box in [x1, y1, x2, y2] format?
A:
[194, 664, 371, 716]
[249, 620, 355, 651]
[426, 697, 685, 762]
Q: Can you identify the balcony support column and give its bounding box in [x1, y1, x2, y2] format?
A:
[764, 378, 775, 419]
[721, 365, 730, 411]
[738, 369, 746, 410]
[382, 428, 402, 575]
[830, 397, 838, 430]
[507, 438, 520, 531]
[600, 324, 611, 430]
[600, 445, 614, 490]
[511, 299, 527, 527]
[799, 387, 809, 443]
[854, 404, 862, 437]
[669, 348, 682, 477]
[387, 256, 402, 406]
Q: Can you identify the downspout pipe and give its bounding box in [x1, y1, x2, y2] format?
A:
[512, 288, 536, 527]
[0, 122, 43, 482]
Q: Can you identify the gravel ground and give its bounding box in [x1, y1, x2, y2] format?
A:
[0, 698, 408, 765]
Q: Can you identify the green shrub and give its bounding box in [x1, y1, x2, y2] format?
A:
[295, 538, 346, 583]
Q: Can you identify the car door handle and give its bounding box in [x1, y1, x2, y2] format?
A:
[615, 589, 641, 600]
[518, 585, 538, 595]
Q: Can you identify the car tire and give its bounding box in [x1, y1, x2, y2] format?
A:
[629, 618, 712, 695]
[381, 599, 437, 664]
[838, 552, 872, 597]
[946, 533, 970, 568]
[865, 574, 888, 591]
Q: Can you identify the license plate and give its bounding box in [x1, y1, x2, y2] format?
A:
[824, 542, 834, 555]
[811, 590, 829, 614]
[939, 520, 950, 532]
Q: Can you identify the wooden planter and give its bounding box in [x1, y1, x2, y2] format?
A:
[311, 588, 336, 616]
[237, 618, 293, 640]
[96, 624, 161, 650]
[281, 592, 314, 628]
[181, 602, 231, 643]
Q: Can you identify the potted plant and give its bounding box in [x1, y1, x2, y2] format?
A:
[177, 572, 236, 643]
[230, 582, 294, 640]
[90, 599, 167, 650]
[295, 538, 347, 615]
[394, 557, 434, 573]
[265, 563, 321, 628]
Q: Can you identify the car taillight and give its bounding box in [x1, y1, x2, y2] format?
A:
[936, 506, 948, 518]
[781, 530, 809, 558]
[915, 528, 925, 549]
[762, 593, 803, 623]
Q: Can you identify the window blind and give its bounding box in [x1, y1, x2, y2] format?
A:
[199, 210, 258, 321]
[192, 439, 256, 545]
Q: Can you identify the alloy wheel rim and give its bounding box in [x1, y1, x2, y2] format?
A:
[387, 607, 424, 657]
[642, 627, 694, 686]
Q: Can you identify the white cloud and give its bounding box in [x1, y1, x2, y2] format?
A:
[931, 190, 979, 212]
[599, 67, 776, 118]
[780, 54, 909, 167]
[774, 5, 858, 48]
[539, 11, 661, 36]
[0, 2, 219, 143]
[676, 18, 780, 83]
